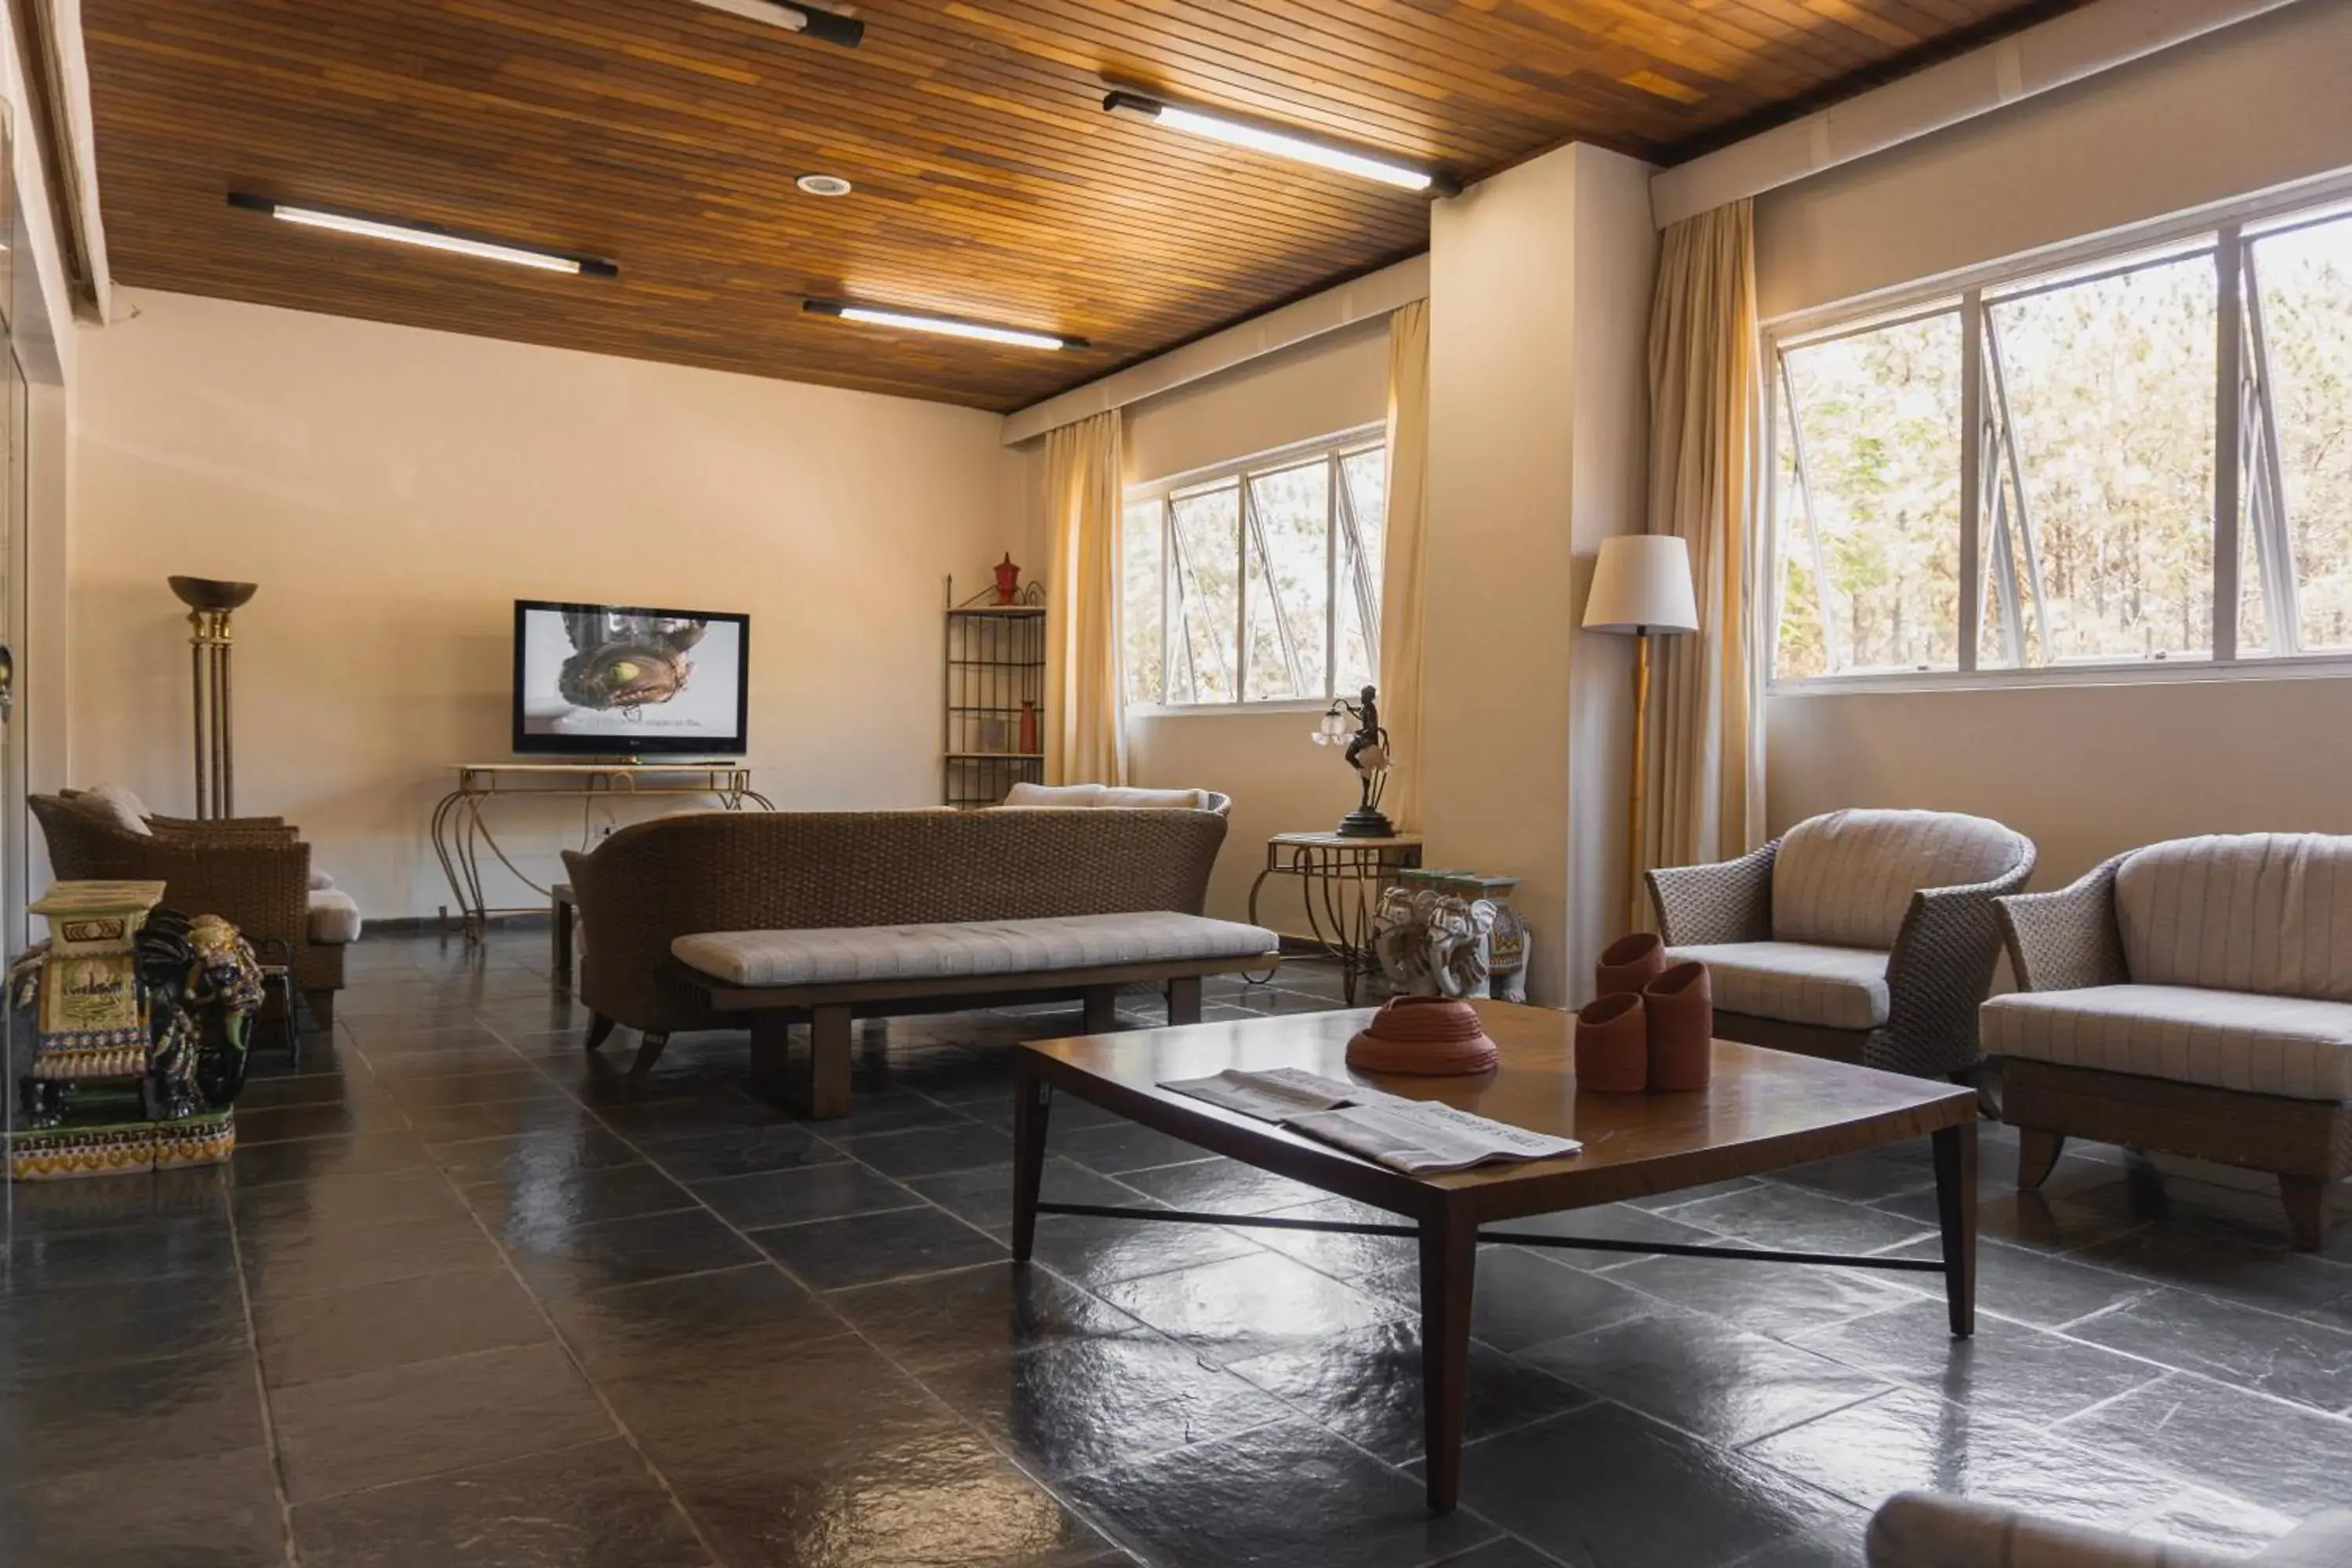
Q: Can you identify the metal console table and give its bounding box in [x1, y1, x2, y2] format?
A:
[1247, 830, 1424, 1004]
[430, 761, 774, 940]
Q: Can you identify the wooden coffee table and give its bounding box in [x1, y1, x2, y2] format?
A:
[1011, 1000, 1979, 1514]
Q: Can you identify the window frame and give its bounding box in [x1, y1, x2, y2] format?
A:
[1123, 422, 1388, 714]
[1765, 171, 2352, 695]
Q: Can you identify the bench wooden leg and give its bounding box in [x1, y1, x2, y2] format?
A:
[583, 1013, 616, 1054]
[2016, 1128, 2065, 1190]
[1167, 975, 1203, 1025]
[2283, 1175, 2331, 1252]
[750, 1013, 792, 1102]
[804, 1005, 852, 1120]
[1082, 985, 1120, 1034]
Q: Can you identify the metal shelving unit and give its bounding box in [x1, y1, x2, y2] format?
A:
[943, 579, 1046, 807]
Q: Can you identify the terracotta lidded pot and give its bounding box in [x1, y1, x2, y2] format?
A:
[1574, 993, 1648, 1094]
[1595, 931, 1668, 999]
[1644, 961, 1714, 1092]
[1346, 996, 1500, 1076]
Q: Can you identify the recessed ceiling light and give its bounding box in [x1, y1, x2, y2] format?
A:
[1102, 89, 1455, 195]
[688, 0, 862, 48]
[796, 173, 855, 198]
[803, 298, 1085, 352]
[226, 193, 618, 276]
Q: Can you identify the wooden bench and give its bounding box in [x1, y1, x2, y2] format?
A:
[659, 913, 1282, 1117]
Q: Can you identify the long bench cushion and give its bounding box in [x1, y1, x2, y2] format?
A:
[2115, 833, 2352, 1003]
[1668, 942, 1891, 1031]
[674, 912, 1280, 989]
[1983, 984, 2352, 1101]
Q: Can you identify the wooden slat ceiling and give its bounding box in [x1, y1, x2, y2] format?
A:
[83, 0, 2082, 412]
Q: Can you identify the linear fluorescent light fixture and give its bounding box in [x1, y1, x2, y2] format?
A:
[803, 299, 1085, 351]
[1103, 89, 1454, 194]
[227, 194, 618, 277]
[688, 0, 863, 48]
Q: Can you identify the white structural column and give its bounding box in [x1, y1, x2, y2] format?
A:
[1421, 143, 1657, 1006]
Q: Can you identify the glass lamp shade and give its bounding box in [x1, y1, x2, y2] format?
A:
[1312, 707, 1350, 746]
[1582, 535, 1700, 634]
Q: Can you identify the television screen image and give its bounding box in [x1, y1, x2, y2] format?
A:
[512, 601, 750, 756]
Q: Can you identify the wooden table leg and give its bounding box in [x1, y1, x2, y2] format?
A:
[1011, 1064, 1052, 1262]
[1933, 1119, 1977, 1338]
[1418, 1205, 1476, 1513]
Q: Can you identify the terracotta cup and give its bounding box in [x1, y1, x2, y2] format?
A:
[1595, 931, 1668, 999]
[1346, 996, 1500, 1076]
[1574, 993, 1649, 1094]
[1643, 960, 1714, 1092]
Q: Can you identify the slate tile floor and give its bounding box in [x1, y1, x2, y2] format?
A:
[5, 932, 2352, 1566]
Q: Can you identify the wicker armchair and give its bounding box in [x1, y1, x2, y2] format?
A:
[31, 793, 349, 1029]
[1868, 1490, 2352, 1566]
[1646, 808, 2036, 1079]
[1988, 833, 2352, 1249]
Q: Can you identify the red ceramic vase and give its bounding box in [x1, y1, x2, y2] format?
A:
[1346, 996, 1499, 1076]
[1595, 931, 1667, 999]
[1574, 993, 1648, 1094]
[1643, 960, 1714, 1092]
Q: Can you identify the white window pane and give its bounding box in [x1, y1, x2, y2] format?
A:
[1169, 482, 1240, 704]
[1780, 313, 1965, 674]
[1121, 499, 1164, 704]
[1243, 460, 1329, 702]
[1773, 397, 1831, 679]
[1337, 448, 1387, 693]
[1988, 252, 2217, 663]
[2248, 215, 2352, 652]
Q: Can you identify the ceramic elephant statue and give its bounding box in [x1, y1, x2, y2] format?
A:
[1372, 887, 1498, 1000]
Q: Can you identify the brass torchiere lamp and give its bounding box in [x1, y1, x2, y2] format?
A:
[168, 576, 258, 819]
[1581, 536, 1700, 912]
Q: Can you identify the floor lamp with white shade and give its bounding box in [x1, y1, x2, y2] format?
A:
[1581, 535, 1700, 920]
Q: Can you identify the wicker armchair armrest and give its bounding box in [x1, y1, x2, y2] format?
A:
[1995, 855, 2127, 993]
[1874, 844, 2037, 1076]
[1867, 1490, 2234, 1568]
[1645, 840, 1777, 947]
[147, 814, 296, 842]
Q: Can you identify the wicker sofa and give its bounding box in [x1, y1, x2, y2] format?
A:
[1988, 833, 2352, 1250]
[31, 789, 355, 1029]
[1868, 1490, 2352, 1566]
[563, 805, 1275, 1114]
[1645, 808, 2036, 1079]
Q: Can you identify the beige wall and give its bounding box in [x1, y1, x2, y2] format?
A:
[70, 289, 1025, 920]
[1756, 2, 2352, 882]
[1756, 2, 2352, 320]
[1425, 143, 1653, 1006]
[1117, 318, 1392, 934]
[1769, 675, 2352, 887]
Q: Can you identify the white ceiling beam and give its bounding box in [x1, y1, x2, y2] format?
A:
[1651, 0, 2309, 229]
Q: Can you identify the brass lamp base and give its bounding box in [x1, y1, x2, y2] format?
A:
[1336, 808, 1397, 839]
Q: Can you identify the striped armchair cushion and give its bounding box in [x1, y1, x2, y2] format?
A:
[1668, 942, 1890, 1031]
[1773, 809, 2026, 952]
[2114, 833, 2352, 1003]
[1982, 983, 2352, 1101]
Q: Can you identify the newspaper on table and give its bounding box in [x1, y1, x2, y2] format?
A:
[1158, 1067, 1581, 1175]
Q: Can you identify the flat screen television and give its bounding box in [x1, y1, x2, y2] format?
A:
[511, 600, 750, 757]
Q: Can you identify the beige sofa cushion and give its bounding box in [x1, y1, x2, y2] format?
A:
[306, 888, 364, 946]
[1773, 808, 2022, 951]
[675, 910, 1279, 989]
[2115, 833, 2352, 1003]
[1099, 786, 1210, 810]
[1001, 782, 1106, 808]
[1983, 983, 2352, 1101]
[1670, 942, 1891, 1031]
[69, 782, 153, 837]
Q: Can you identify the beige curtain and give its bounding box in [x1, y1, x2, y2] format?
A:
[1376, 299, 1430, 831]
[1044, 408, 1127, 786]
[1640, 200, 1766, 920]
